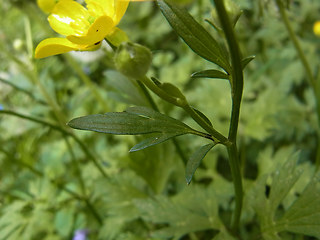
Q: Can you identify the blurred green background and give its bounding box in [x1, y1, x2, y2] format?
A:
[0, 0, 320, 239]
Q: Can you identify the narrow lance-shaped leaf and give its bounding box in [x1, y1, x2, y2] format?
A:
[68, 106, 197, 136]
[191, 69, 229, 80]
[157, 0, 231, 73]
[186, 143, 215, 185]
[130, 133, 183, 152]
[192, 107, 213, 127]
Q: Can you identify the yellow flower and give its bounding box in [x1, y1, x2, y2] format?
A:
[35, 0, 130, 59]
[37, 0, 58, 14]
[314, 21, 320, 37]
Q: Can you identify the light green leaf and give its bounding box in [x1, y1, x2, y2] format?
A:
[68, 106, 196, 136]
[186, 143, 215, 184]
[54, 208, 74, 237]
[191, 69, 229, 80]
[157, 0, 231, 73]
[134, 184, 222, 239]
[247, 151, 320, 239]
[279, 172, 320, 238]
[130, 133, 183, 152]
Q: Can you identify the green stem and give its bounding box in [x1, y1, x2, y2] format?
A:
[139, 75, 229, 144]
[275, 0, 316, 90]
[183, 104, 230, 144]
[136, 79, 204, 164]
[136, 80, 160, 111]
[275, 0, 320, 170]
[0, 110, 108, 178]
[214, 0, 244, 232]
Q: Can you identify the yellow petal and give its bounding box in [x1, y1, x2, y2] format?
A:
[67, 15, 114, 45]
[86, 0, 113, 18]
[114, 0, 129, 25]
[35, 38, 80, 58]
[48, 0, 90, 36]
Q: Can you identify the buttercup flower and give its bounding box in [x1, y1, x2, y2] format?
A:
[35, 0, 130, 59]
[314, 21, 320, 37]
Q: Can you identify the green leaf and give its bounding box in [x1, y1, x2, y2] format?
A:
[279, 172, 320, 238]
[193, 107, 213, 127]
[54, 208, 74, 237]
[134, 184, 222, 239]
[191, 69, 229, 80]
[247, 151, 320, 239]
[185, 143, 215, 184]
[130, 133, 183, 152]
[157, 0, 231, 73]
[159, 82, 186, 100]
[68, 106, 196, 136]
[241, 55, 255, 69]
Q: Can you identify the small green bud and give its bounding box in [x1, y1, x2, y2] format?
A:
[114, 42, 152, 79]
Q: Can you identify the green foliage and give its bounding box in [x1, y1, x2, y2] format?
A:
[186, 143, 215, 184]
[157, 0, 231, 73]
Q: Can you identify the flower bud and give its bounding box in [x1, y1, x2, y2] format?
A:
[114, 42, 152, 79]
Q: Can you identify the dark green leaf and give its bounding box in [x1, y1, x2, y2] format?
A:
[157, 0, 231, 73]
[193, 108, 213, 127]
[68, 106, 196, 136]
[242, 55, 255, 69]
[186, 143, 215, 184]
[130, 133, 183, 152]
[159, 82, 186, 100]
[191, 69, 229, 80]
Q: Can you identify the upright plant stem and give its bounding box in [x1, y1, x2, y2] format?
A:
[275, 0, 320, 169]
[139, 75, 229, 144]
[136, 80, 189, 163]
[214, 0, 244, 232]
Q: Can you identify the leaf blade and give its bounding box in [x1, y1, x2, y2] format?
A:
[191, 69, 230, 80]
[68, 107, 195, 136]
[185, 143, 215, 184]
[157, 0, 231, 73]
[129, 133, 183, 152]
